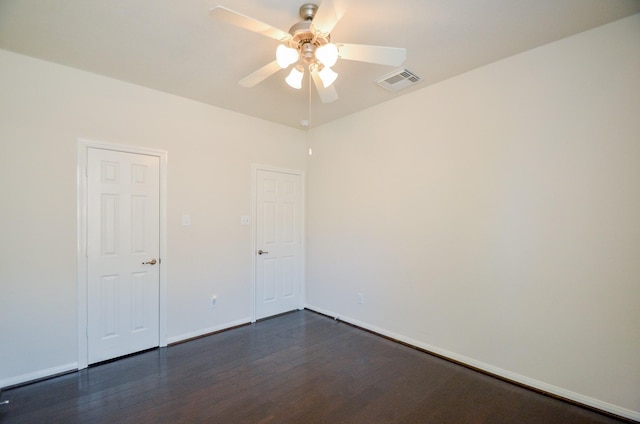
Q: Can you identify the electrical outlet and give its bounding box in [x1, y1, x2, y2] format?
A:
[210, 296, 217, 308]
[357, 292, 364, 304]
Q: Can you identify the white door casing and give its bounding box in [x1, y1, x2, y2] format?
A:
[77, 140, 167, 368]
[254, 168, 304, 320]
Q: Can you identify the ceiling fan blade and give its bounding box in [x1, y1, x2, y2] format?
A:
[239, 60, 282, 88]
[210, 6, 291, 42]
[311, 0, 348, 36]
[310, 68, 339, 103]
[338, 43, 407, 66]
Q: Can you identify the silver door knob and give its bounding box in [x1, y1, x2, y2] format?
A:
[257, 249, 269, 255]
[143, 259, 157, 265]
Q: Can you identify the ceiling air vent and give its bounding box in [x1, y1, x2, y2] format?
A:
[376, 68, 421, 92]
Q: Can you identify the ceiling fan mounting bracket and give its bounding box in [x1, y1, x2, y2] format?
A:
[299, 3, 319, 21]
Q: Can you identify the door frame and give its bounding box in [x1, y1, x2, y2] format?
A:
[77, 139, 168, 369]
[251, 165, 306, 322]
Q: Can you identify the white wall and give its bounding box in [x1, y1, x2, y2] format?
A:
[0, 49, 307, 385]
[306, 15, 640, 419]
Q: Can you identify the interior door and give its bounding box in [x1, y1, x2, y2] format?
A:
[255, 170, 303, 319]
[87, 148, 160, 364]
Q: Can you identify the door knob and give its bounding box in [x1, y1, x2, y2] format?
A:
[143, 259, 157, 265]
[257, 249, 269, 255]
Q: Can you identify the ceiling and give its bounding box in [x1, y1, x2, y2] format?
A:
[1, 1, 639, 129]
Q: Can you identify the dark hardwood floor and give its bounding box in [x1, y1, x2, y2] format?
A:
[0, 310, 630, 423]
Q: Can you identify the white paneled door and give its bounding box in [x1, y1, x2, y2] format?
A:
[255, 170, 303, 320]
[87, 148, 160, 364]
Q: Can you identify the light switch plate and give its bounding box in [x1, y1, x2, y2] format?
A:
[182, 214, 191, 226]
[241, 215, 251, 226]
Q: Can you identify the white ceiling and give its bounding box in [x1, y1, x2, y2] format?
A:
[1, 0, 639, 129]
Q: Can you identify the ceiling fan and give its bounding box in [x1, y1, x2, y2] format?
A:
[210, 1, 407, 103]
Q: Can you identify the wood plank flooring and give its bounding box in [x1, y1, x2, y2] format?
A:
[0, 310, 630, 423]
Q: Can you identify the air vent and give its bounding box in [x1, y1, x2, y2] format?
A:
[376, 69, 421, 92]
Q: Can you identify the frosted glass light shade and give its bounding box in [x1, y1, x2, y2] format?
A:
[318, 66, 338, 88]
[285, 67, 304, 89]
[315, 43, 339, 67]
[276, 45, 299, 68]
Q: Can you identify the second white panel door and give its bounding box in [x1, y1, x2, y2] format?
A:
[255, 169, 303, 320]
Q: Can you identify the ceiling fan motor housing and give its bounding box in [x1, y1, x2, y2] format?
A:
[285, 3, 332, 65]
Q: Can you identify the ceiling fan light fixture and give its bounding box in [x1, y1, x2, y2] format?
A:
[317, 65, 338, 88]
[211, 2, 408, 106]
[285, 66, 304, 89]
[276, 44, 299, 68]
[315, 43, 338, 67]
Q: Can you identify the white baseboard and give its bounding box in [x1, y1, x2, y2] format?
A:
[2, 319, 252, 389]
[166, 317, 252, 345]
[304, 304, 639, 422]
[0, 362, 78, 389]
